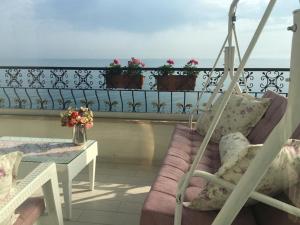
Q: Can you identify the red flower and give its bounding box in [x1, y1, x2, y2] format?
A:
[71, 111, 79, 118]
[167, 59, 175, 65]
[61, 107, 94, 129]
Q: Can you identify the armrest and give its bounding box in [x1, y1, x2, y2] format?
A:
[0, 162, 58, 220]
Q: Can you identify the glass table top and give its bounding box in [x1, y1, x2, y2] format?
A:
[0, 136, 95, 164]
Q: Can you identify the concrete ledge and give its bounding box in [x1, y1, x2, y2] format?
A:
[0, 112, 191, 165]
[0, 108, 192, 121]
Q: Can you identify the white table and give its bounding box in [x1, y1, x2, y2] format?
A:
[0, 136, 98, 220]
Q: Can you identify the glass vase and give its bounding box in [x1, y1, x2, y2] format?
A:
[72, 124, 87, 145]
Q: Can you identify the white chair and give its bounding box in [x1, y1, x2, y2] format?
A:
[0, 162, 64, 225]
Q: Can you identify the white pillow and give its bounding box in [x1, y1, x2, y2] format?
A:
[219, 132, 250, 164]
[196, 93, 271, 143]
[189, 139, 300, 210]
[0, 152, 23, 225]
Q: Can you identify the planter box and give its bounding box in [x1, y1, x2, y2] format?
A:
[156, 75, 197, 91]
[105, 74, 144, 89]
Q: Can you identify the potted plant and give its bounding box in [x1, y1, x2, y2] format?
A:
[156, 59, 199, 91]
[105, 58, 123, 89]
[105, 57, 145, 89]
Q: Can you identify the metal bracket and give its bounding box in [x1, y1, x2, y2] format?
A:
[232, 15, 237, 22]
[176, 194, 182, 204]
[287, 24, 297, 32]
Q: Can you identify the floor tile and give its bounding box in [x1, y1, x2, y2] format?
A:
[62, 208, 83, 221]
[62, 162, 156, 225]
[118, 201, 143, 214]
[77, 210, 119, 224]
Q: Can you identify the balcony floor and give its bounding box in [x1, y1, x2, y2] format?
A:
[60, 162, 159, 225]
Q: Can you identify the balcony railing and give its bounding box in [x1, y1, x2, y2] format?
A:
[0, 66, 290, 114]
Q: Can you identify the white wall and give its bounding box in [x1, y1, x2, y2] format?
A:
[0, 113, 188, 165]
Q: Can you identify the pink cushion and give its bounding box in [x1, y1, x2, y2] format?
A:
[247, 91, 287, 144]
[141, 190, 257, 225]
[14, 197, 45, 225]
[247, 90, 300, 143]
[140, 124, 258, 225]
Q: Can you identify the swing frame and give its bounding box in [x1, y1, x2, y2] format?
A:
[176, 1, 300, 225]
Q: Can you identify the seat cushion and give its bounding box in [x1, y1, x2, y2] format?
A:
[140, 124, 258, 225]
[14, 197, 45, 225]
[141, 190, 258, 225]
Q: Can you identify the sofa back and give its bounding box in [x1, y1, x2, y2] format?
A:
[247, 91, 300, 144]
[247, 91, 288, 144]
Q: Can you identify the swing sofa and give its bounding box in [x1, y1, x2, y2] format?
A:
[140, 90, 300, 225]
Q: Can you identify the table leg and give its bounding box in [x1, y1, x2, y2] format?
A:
[62, 180, 72, 220]
[89, 158, 96, 191]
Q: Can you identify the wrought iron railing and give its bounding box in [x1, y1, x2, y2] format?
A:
[0, 66, 290, 114]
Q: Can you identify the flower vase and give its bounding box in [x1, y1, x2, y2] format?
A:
[72, 125, 87, 145]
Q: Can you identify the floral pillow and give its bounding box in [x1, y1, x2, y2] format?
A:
[189, 139, 300, 210]
[196, 93, 271, 143]
[0, 151, 23, 225]
[219, 132, 250, 164]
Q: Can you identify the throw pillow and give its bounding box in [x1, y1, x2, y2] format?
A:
[219, 132, 250, 164]
[189, 139, 300, 210]
[196, 93, 271, 143]
[0, 151, 23, 225]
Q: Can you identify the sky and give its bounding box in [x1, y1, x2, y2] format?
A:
[0, 0, 299, 61]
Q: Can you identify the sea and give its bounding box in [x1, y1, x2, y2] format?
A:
[0, 58, 291, 113]
[0, 58, 291, 68]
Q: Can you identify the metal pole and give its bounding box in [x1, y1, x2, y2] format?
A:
[228, 0, 242, 94]
[212, 6, 299, 225]
[189, 0, 241, 128]
[228, 0, 239, 46]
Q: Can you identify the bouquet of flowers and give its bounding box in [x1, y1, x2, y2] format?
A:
[183, 59, 200, 76]
[158, 59, 175, 76]
[61, 107, 94, 129]
[126, 57, 145, 76]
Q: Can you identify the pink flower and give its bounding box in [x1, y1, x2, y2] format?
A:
[85, 122, 93, 129]
[167, 59, 175, 65]
[188, 59, 199, 65]
[113, 58, 120, 65]
[131, 57, 141, 65]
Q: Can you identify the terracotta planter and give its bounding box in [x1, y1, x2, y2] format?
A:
[156, 75, 197, 91]
[105, 74, 144, 89]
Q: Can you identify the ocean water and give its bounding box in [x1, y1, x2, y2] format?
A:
[0, 58, 290, 113]
[0, 57, 291, 68]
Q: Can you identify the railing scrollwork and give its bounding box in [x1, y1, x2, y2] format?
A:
[0, 66, 289, 114]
